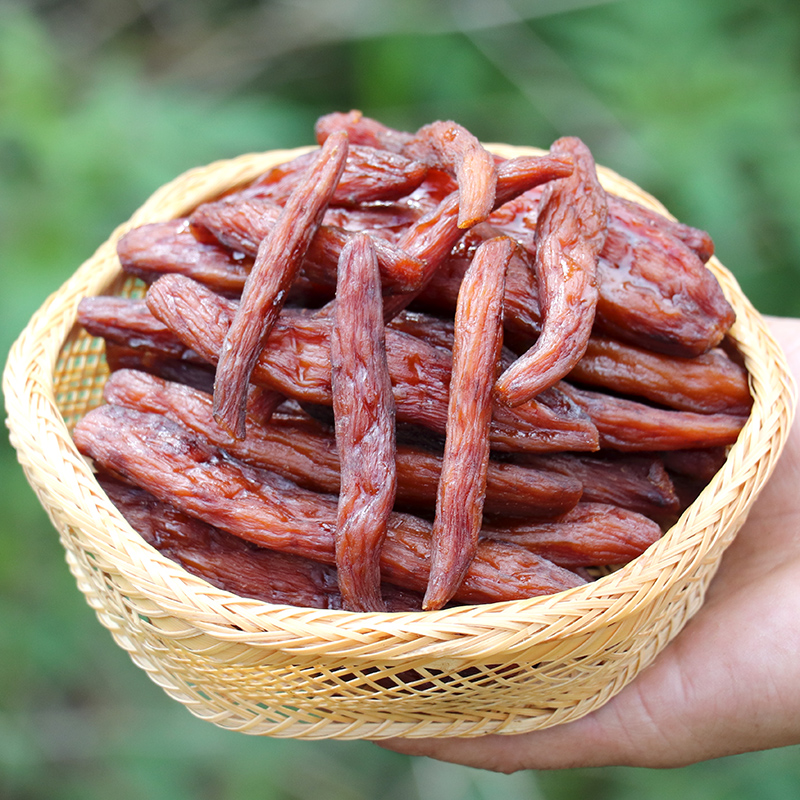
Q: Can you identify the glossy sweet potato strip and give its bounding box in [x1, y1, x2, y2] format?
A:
[569, 337, 752, 414]
[483, 503, 662, 567]
[117, 218, 340, 307]
[425, 237, 514, 610]
[146, 275, 599, 452]
[315, 109, 414, 152]
[249, 144, 428, 206]
[190, 196, 423, 292]
[418, 253, 748, 414]
[471, 188, 727, 356]
[316, 113, 498, 226]
[609, 195, 714, 263]
[104, 344, 216, 394]
[402, 121, 497, 228]
[388, 308, 519, 371]
[385, 154, 573, 316]
[117, 219, 253, 295]
[74, 406, 585, 603]
[595, 202, 735, 357]
[413, 241, 543, 349]
[330, 234, 397, 612]
[387, 310, 456, 352]
[103, 369, 582, 518]
[213, 132, 349, 439]
[77, 296, 205, 363]
[518, 451, 679, 519]
[561, 383, 747, 451]
[495, 138, 608, 407]
[99, 475, 422, 611]
[659, 446, 729, 483]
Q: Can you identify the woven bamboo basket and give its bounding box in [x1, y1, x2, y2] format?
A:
[4, 144, 796, 740]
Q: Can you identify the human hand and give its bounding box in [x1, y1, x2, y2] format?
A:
[378, 315, 800, 771]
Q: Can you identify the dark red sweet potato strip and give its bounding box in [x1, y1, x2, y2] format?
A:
[413, 239, 543, 350]
[74, 406, 585, 604]
[518, 451, 680, 519]
[470, 188, 728, 357]
[384, 154, 573, 318]
[417, 252, 748, 415]
[117, 219, 253, 295]
[561, 383, 747, 451]
[659, 446, 729, 483]
[495, 138, 608, 407]
[425, 237, 514, 610]
[610, 195, 714, 263]
[595, 201, 735, 357]
[84, 290, 586, 455]
[387, 310, 456, 352]
[315, 110, 414, 151]
[482, 503, 662, 567]
[249, 144, 428, 206]
[190, 196, 280, 252]
[145, 275, 599, 452]
[316, 113, 498, 226]
[190, 196, 423, 292]
[103, 369, 582, 518]
[569, 337, 752, 414]
[104, 344, 216, 394]
[330, 234, 397, 612]
[78, 296, 205, 363]
[213, 131, 349, 439]
[99, 475, 422, 611]
[117, 218, 338, 308]
[402, 121, 498, 228]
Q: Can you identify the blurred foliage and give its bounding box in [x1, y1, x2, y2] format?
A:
[3, 1, 800, 798]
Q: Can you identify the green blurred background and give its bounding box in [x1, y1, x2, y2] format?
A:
[3, 1, 800, 798]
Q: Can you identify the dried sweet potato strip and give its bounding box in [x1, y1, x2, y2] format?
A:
[424, 237, 514, 610]
[595, 203, 734, 357]
[387, 310, 456, 352]
[99, 474, 343, 608]
[402, 121, 498, 228]
[213, 131, 349, 439]
[100, 475, 422, 611]
[561, 383, 747, 451]
[569, 337, 752, 414]
[473, 188, 728, 356]
[330, 234, 397, 612]
[316, 113, 498, 228]
[519, 451, 679, 519]
[414, 240, 543, 348]
[315, 109, 414, 152]
[249, 144, 428, 206]
[77, 296, 205, 363]
[423, 238, 514, 609]
[495, 137, 608, 407]
[104, 345, 216, 394]
[384, 154, 573, 319]
[117, 219, 253, 295]
[146, 275, 599, 451]
[190, 196, 423, 292]
[103, 369, 582, 517]
[74, 406, 585, 603]
[415, 253, 748, 414]
[609, 195, 714, 263]
[388, 307, 519, 370]
[482, 503, 662, 567]
[658, 446, 728, 483]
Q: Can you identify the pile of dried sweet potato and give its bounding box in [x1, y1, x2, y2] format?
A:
[73, 112, 751, 612]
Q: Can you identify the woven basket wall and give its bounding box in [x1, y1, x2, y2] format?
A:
[4, 144, 796, 740]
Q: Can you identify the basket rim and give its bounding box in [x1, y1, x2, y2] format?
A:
[4, 143, 797, 663]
